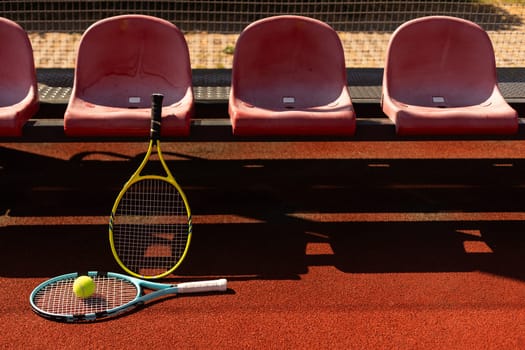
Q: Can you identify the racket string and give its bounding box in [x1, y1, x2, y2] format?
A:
[33, 276, 138, 316]
[112, 179, 190, 276]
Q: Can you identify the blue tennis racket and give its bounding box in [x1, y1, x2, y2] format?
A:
[30, 271, 227, 322]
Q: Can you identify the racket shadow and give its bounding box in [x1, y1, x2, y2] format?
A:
[54, 289, 236, 324]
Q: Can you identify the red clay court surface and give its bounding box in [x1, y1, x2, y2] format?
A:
[2, 140, 525, 348]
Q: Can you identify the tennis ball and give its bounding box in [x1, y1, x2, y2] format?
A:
[73, 275, 96, 299]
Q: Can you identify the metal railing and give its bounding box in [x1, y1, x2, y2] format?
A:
[1, 1, 524, 68]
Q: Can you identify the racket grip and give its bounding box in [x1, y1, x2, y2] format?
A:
[150, 93, 164, 140]
[176, 279, 228, 294]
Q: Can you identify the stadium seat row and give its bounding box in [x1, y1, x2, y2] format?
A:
[0, 14, 518, 137]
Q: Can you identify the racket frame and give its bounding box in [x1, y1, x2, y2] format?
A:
[109, 94, 192, 279]
[30, 271, 227, 322]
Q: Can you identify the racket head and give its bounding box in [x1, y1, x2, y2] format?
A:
[30, 271, 141, 322]
[109, 174, 192, 279]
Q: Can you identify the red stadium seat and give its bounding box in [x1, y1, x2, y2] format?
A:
[0, 17, 38, 137]
[65, 15, 193, 137]
[382, 16, 518, 136]
[229, 15, 355, 136]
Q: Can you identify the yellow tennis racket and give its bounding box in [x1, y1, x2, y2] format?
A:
[109, 94, 192, 279]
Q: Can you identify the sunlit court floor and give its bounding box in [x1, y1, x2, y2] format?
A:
[2, 140, 525, 348]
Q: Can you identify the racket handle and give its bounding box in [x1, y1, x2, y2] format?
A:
[176, 279, 228, 294]
[150, 93, 164, 140]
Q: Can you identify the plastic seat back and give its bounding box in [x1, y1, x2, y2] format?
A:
[229, 15, 355, 136]
[382, 16, 517, 135]
[0, 17, 38, 136]
[65, 15, 193, 137]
